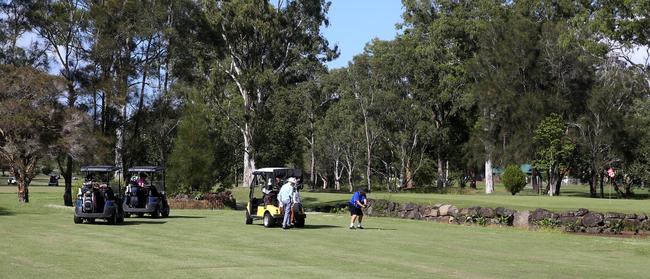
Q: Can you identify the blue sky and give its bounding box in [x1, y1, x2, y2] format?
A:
[322, 0, 404, 69]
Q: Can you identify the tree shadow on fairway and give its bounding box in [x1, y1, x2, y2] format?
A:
[298, 224, 342, 229]
[0, 207, 14, 216]
[161, 215, 205, 219]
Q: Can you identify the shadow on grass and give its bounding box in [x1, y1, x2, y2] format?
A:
[85, 220, 167, 225]
[297, 224, 341, 229]
[355, 227, 397, 231]
[160, 215, 205, 219]
[0, 207, 14, 216]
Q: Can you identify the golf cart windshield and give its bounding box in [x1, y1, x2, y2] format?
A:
[127, 166, 165, 193]
[252, 168, 303, 187]
[80, 165, 121, 194]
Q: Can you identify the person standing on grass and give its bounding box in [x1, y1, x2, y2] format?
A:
[349, 187, 368, 229]
[278, 177, 297, 229]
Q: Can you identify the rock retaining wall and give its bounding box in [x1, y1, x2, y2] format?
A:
[311, 199, 649, 234]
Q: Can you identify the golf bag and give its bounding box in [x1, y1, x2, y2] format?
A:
[126, 184, 145, 208]
[82, 190, 93, 212]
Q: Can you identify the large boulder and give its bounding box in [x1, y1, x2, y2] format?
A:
[581, 212, 604, 227]
[421, 207, 439, 217]
[466, 207, 481, 218]
[406, 210, 422, 220]
[402, 203, 418, 212]
[479, 207, 495, 218]
[575, 208, 589, 216]
[448, 206, 459, 216]
[604, 212, 626, 219]
[560, 211, 575, 217]
[513, 211, 530, 228]
[496, 207, 516, 218]
[439, 204, 453, 216]
[530, 208, 554, 222]
[559, 216, 579, 226]
[625, 213, 637, 219]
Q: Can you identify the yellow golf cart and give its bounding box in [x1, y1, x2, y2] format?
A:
[245, 168, 305, 228]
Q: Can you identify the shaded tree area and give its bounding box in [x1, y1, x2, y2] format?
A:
[1, 0, 649, 201]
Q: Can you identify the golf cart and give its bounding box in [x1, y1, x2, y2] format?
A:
[48, 173, 59, 186]
[122, 166, 170, 218]
[245, 168, 306, 228]
[74, 165, 124, 224]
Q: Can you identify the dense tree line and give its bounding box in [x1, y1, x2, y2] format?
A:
[0, 0, 648, 203]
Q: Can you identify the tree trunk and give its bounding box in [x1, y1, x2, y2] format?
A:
[589, 168, 597, 197]
[242, 124, 256, 188]
[362, 113, 372, 191]
[319, 173, 328, 190]
[554, 171, 562, 196]
[61, 155, 73, 206]
[133, 38, 152, 147]
[547, 168, 556, 197]
[115, 101, 127, 182]
[532, 168, 540, 194]
[599, 173, 605, 198]
[17, 181, 29, 203]
[404, 160, 414, 189]
[334, 159, 341, 191]
[309, 117, 315, 190]
[437, 156, 445, 188]
[485, 157, 494, 194]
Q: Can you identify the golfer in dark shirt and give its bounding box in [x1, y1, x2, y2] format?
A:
[348, 188, 368, 229]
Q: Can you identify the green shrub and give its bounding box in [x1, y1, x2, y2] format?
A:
[534, 218, 560, 229]
[502, 165, 527, 195]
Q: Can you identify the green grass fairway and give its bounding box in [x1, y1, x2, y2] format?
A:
[232, 185, 650, 214]
[1, 187, 649, 278]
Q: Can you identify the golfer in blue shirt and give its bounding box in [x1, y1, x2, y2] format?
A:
[349, 188, 368, 229]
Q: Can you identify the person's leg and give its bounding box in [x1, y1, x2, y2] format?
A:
[357, 213, 364, 229]
[282, 202, 291, 228]
[349, 204, 358, 228]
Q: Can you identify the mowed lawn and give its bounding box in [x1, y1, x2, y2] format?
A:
[231, 184, 650, 214]
[1, 187, 650, 279]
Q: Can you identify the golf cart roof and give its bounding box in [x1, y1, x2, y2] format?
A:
[252, 167, 302, 177]
[80, 165, 120, 172]
[128, 166, 165, 173]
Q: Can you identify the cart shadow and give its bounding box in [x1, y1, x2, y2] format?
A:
[87, 220, 167, 225]
[161, 215, 205, 219]
[0, 206, 14, 216]
[297, 224, 341, 229]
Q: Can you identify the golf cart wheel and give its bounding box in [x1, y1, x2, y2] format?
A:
[74, 216, 82, 224]
[245, 210, 253, 225]
[108, 213, 118, 225]
[161, 205, 170, 218]
[151, 207, 160, 218]
[295, 217, 305, 228]
[117, 216, 124, 224]
[263, 212, 274, 228]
